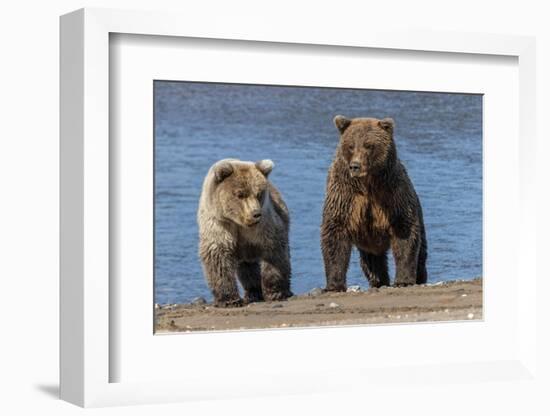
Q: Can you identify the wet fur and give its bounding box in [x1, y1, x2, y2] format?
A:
[198, 159, 292, 307]
[321, 117, 428, 291]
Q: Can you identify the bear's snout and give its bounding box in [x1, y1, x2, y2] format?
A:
[246, 209, 262, 226]
[349, 161, 362, 176]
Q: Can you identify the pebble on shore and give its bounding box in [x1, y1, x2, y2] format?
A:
[191, 297, 207, 306]
[308, 287, 324, 297]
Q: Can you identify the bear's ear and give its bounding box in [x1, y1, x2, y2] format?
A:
[255, 159, 274, 177]
[334, 115, 352, 134]
[213, 161, 234, 183]
[379, 118, 395, 133]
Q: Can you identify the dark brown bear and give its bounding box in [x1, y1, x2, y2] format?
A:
[320, 116, 427, 291]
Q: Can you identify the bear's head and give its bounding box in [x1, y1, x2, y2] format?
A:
[334, 115, 397, 178]
[211, 159, 273, 227]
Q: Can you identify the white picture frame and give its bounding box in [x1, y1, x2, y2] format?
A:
[60, 7, 537, 408]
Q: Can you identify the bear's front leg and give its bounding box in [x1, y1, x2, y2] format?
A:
[200, 247, 242, 307]
[260, 253, 292, 301]
[321, 225, 352, 292]
[238, 262, 264, 303]
[391, 236, 420, 287]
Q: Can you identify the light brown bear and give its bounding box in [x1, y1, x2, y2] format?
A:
[197, 158, 292, 307]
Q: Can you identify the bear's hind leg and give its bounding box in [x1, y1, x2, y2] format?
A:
[260, 254, 292, 301]
[391, 237, 420, 287]
[359, 250, 390, 288]
[238, 262, 264, 303]
[416, 229, 428, 284]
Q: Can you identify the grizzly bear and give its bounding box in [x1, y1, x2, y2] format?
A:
[197, 158, 292, 307]
[321, 116, 427, 291]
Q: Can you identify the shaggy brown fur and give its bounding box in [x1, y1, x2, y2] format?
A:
[198, 159, 292, 307]
[321, 116, 427, 291]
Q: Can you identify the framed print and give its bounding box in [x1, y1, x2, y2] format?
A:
[60, 8, 538, 408]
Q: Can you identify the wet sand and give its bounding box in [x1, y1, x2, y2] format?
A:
[155, 278, 482, 333]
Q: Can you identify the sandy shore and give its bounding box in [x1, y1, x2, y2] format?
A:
[155, 278, 482, 333]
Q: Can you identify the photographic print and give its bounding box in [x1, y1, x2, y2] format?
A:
[153, 81, 482, 333]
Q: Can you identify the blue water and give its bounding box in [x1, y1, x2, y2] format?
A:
[154, 81, 482, 305]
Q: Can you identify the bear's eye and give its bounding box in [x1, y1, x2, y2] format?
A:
[364, 143, 374, 150]
[235, 190, 246, 199]
[257, 190, 265, 200]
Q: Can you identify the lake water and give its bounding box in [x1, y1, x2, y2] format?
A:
[154, 81, 482, 305]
